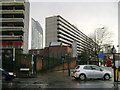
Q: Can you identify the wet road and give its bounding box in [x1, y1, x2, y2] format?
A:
[1, 67, 120, 89]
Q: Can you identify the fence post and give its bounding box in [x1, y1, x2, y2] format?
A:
[42, 56, 44, 70]
[113, 53, 116, 82]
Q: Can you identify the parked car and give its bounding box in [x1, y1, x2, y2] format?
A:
[0, 68, 16, 80]
[71, 65, 112, 80]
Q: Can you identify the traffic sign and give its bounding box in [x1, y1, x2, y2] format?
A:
[61, 56, 65, 61]
[62, 58, 64, 61]
[98, 52, 104, 58]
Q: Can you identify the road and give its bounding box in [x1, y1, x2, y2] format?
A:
[1, 66, 120, 89]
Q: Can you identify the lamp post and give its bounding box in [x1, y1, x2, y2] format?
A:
[95, 27, 104, 66]
[65, 53, 71, 76]
[112, 45, 116, 82]
[117, 45, 119, 53]
[31, 54, 34, 75]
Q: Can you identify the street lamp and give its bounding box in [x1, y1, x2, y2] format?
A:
[31, 54, 34, 75]
[117, 45, 119, 53]
[65, 53, 71, 76]
[95, 27, 104, 66]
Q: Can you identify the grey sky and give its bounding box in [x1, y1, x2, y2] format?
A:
[29, 0, 118, 49]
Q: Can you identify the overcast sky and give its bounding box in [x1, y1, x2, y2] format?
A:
[28, 0, 119, 50]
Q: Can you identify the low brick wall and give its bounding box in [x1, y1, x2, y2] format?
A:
[15, 54, 76, 73]
[36, 56, 42, 71]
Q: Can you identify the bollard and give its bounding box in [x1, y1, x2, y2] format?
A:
[116, 68, 119, 82]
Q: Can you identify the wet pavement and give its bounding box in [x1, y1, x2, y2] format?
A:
[1, 67, 120, 89]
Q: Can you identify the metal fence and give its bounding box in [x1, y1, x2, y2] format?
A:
[41, 52, 74, 70]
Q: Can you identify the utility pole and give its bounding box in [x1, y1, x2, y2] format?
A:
[31, 54, 34, 75]
[13, 48, 15, 72]
[61, 56, 65, 73]
[67, 53, 70, 76]
[112, 45, 116, 82]
[95, 27, 104, 66]
[113, 53, 116, 82]
[95, 29, 98, 66]
[13, 48, 15, 61]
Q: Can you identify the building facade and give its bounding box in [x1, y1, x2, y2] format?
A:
[0, 0, 30, 54]
[31, 18, 43, 49]
[45, 15, 96, 56]
[29, 45, 73, 58]
[118, 1, 120, 53]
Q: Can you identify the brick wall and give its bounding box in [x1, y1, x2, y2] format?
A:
[36, 56, 42, 71]
[29, 46, 73, 58]
[15, 54, 76, 72]
[15, 46, 75, 73]
[52, 60, 76, 71]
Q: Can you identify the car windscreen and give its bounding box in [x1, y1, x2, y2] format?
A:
[75, 66, 80, 69]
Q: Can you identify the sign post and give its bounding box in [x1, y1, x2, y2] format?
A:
[62, 56, 65, 73]
[31, 54, 34, 75]
[13, 48, 15, 61]
[98, 52, 104, 66]
[98, 52, 104, 58]
[113, 53, 116, 82]
[112, 45, 116, 82]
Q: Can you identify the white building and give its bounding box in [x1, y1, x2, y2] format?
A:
[45, 15, 96, 55]
[31, 18, 43, 49]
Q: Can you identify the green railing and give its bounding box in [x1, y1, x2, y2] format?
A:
[0, 10, 24, 14]
[0, 27, 23, 31]
[2, 45, 23, 49]
[1, 2, 24, 6]
[0, 18, 24, 22]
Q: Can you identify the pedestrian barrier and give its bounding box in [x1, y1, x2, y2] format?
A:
[104, 53, 120, 82]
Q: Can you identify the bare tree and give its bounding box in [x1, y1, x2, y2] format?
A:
[89, 27, 113, 52]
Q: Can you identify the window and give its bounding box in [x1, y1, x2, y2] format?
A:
[84, 66, 92, 70]
[8, 23, 14, 27]
[75, 66, 80, 69]
[92, 66, 100, 71]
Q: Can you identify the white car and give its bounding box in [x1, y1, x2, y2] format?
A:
[71, 65, 112, 80]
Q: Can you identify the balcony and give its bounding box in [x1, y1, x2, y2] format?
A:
[0, 35, 23, 41]
[0, 2, 24, 6]
[0, 18, 24, 22]
[0, 27, 24, 32]
[0, 10, 24, 14]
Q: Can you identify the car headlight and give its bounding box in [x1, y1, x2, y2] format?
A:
[14, 74, 16, 77]
[8, 72, 14, 75]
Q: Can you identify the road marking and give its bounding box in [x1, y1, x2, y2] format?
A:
[22, 83, 48, 88]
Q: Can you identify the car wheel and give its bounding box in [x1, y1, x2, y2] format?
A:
[79, 74, 86, 80]
[104, 74, 110, 80]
